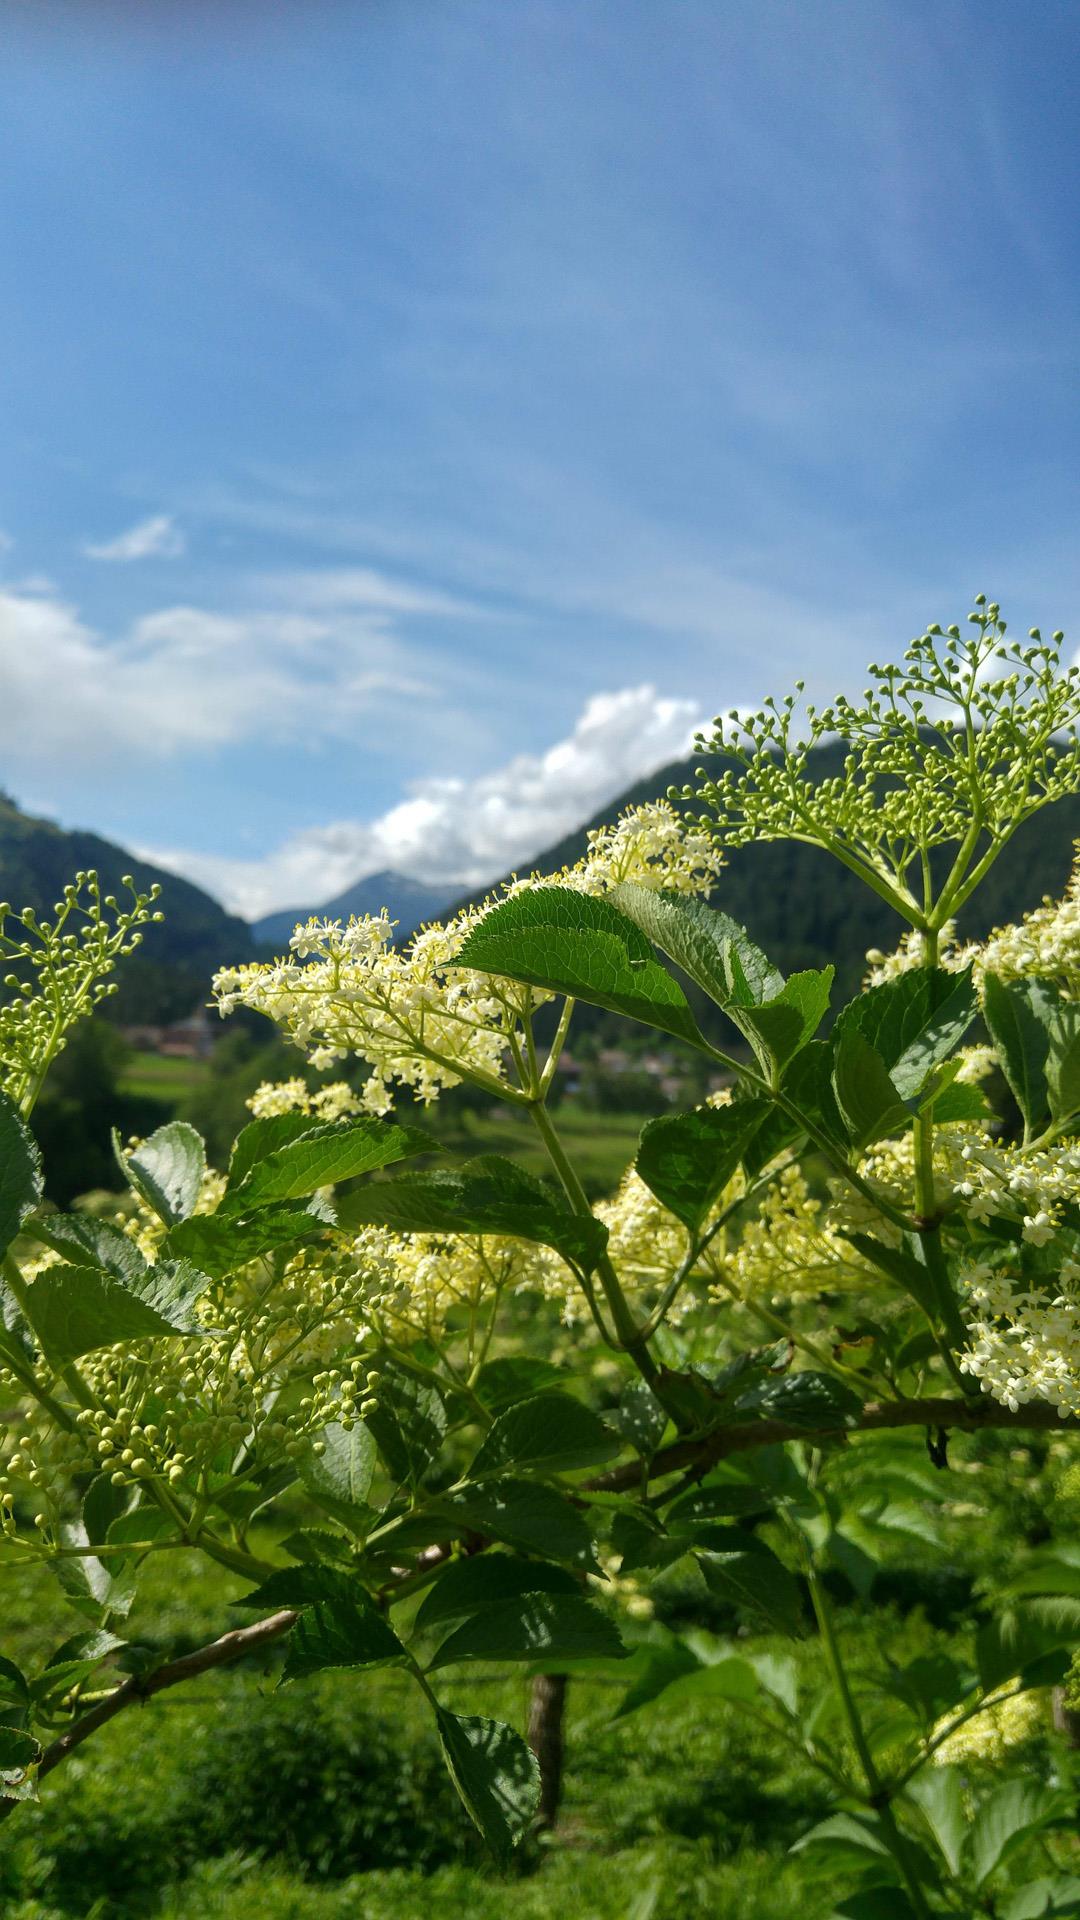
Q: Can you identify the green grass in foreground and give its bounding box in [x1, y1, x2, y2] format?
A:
[0, 1532, 838, 1920]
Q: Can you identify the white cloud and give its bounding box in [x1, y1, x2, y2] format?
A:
[145, 684, 702, 919]
[82, 514, 186, 562]
[257, 567, 472, 616]
[0, 579, 448, 763]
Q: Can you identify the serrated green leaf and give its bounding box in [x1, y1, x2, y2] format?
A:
[734, 1369, 863, 1428]
[81, 1472, 137, 1546]
[429, 1591, 625, 1671]
[453, 886, 709, 1051]
[443, 1478, 598, 1571]
[729, 969, 834, 1080]
[0, 1088, 43, 1262]
[930, 1081, 991, 1123]
[832, 1027, 911, 1148]
[278, 1527, 355, 1567]
[0, 1724, 41, 1791]
[281, 1583, 405, 1680]
[970, 1778, 1065, 1889]
[30, 1214, 147, 1284]
[282, 1589, 403, 1681]
[104, 1507, 174, 1550]
[0, 1656, 29, 1713]
[606, 1378, 669, 1458]
[833, 969, 977, 1102]
[338, 1155, 608, 1274]
[906, 1765, 966, 1878]
[983, 973, 1051, 1131]
[31, 1628, 125, 1707]
[469, 1392, 619, 1478]
[299, 1419, 378, 1531]
[118, 1121, 206, 1225]
[977, 1597, 1080, 1691]
[365, 1369, 447, 1487]
[165, 1201, 331, 1276]
[435, 1708, 540, 1865]
[50, 1525, 136, 1622]
[697, 1538, 802, 1636]
[666, 1481, 769, 1527]
[1028, 980, 1080, 1125]
[843, 1231, 941, 1320]
[227, 1112, 317, 1190]
[790, 1810, 893, 1861]
[606, 884, 785, 1007]
[224, 1113, 436, 1211]
[473, 1356, 566, 1412]
[25, 1259, 206, 1360]
[612, 1639, 704, 1717]
[610, 1506, 687, 1574]
[771, 1039, 847, 1154]
[635, 1098, 770, 1231]
[1001, 1876, 1080, 1919]
[415, 1554, 578, 1634]
[233, 1562, 361, 1611]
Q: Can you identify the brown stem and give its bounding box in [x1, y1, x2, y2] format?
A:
[527, 1672, 568, 1829]
[0, 1609, 297, 1823]
[587, 1394, 1080, 1494]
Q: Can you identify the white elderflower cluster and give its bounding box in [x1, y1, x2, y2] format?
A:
[959, 1258, 1080, 1414]
[364, 1229, 572, 1340]
[976, 848, 1080, 997]
[866, 846, 1080, 1001]
[246, 1078, 362, 1122]
[215, 902, 531, 1114]
[215, 806, 720, 1114]
[865, 921, 975, 987]
[931, 1687, 1045, 1765]
[952, 1134, 1080, 1241]
[597, 1169, 695, 1282]
[564, 800, 724, 898]
[954, 1045, 996, 1086]
[725, 1163, 879, 1303]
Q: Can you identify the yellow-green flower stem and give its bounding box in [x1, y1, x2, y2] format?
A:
[525, 1097, 667, 1399]
[905, 932, 979, 1393]
[708, 1268, 891, 1398]
[806, 1559, 933, 1920]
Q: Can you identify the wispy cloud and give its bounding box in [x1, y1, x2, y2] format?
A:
[145, 683, 702, 919]
[258, 568, 473, 617]
[0, 574, 463, 765]
[82, 514, 186, 562]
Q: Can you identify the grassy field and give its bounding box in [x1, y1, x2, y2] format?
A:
[434, 1104, 647, 1196]
[0, 1535, 837, 1920]
[118, 1052, 211, 1103]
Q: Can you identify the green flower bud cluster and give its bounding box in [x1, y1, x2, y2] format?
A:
[679, 605, 1080, 930]
[0, 1392, 89, 1532]
[0, 870, 163, 1114]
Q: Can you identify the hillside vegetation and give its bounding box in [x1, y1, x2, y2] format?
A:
[0, 793, 253, 1022]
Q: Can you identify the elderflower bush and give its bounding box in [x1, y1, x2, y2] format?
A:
[8, 610, 1080, 1913]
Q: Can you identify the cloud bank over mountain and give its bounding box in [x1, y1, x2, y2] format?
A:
[143, 682, 702, 918]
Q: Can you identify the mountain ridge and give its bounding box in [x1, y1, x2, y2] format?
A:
[0, 793, 254, 1023]
[253, 868, 464, 950]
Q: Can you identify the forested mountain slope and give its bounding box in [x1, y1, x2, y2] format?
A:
[0, 793, 253, 1022]
[463, 741, 1080, 1005]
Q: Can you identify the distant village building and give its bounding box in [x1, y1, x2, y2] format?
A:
[121, 1006, 215, 1061]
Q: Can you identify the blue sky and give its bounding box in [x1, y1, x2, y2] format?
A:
[2, 0, 1079, 916]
